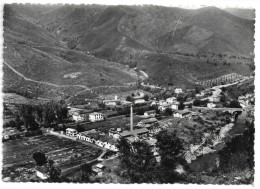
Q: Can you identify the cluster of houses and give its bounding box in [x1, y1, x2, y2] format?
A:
[66, 128, 119, 152]
[68, 107, 105, 123]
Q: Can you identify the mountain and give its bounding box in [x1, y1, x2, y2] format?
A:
[3, 5, 138, 99]
[225, 8, 255, 20]
[3, 4, 255, 98]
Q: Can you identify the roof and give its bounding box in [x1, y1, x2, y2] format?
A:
[96, 163, 105, 169]
[140, 118, 158, 124]
[145, 138, 157, 146]
[79, 129, 97, 136]
[166, 97, 177, 100]
[175, 110, 191, 115]
[89, 112, 104, 116]
[66, 128, 77, 132]
[120, 128, 149, 137]
[144, 110, 156, 114]
[103, 100, 120, 103]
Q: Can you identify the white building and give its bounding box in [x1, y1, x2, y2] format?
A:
[144, 110, 156, 118]
[166, 97, 177, 104]
[208, 96, 220, 103]
[173, 110, 191, 118]
[207, 103, 216, 108]
[134, 99, 146, 104]
[174, 88, 183, 94]
[171, 102, 180, 110]
[35, 166, 49, 180]
[72, 113, 86, 122]
[158, 100, 167, 106]
[66, 128, 78, 137]
[89, 112, 105, 122]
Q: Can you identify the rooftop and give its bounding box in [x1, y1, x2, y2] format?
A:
[120, 128, 149, 137]
[89, 112, 104, 116]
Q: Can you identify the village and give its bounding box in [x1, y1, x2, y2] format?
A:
[2, 74, 255, 182]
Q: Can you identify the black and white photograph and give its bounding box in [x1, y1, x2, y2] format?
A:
[1, 0, 257, 185]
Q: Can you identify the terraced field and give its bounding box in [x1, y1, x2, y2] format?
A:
[2, 134, 102, 181]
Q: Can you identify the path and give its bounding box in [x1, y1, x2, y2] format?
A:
[4, 61, 90, 90]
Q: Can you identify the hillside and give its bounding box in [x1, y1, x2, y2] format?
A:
[3, 4, 255, 98]
[3, 5, 138, 99]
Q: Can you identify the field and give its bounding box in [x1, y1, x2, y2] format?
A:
[2, 134, 102, 181]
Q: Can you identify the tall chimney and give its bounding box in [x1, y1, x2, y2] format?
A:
[130, 104, 133, 131]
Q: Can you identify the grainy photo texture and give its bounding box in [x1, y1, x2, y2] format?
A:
[2, 3, 255, 184]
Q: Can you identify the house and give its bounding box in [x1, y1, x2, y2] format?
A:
[119, 128, 149, 138]
[208, 96, 220, 103]
[173, 110, 192, 118]
[89, 112, 105, 122]
[77, 130, 97, 143]
[144, 110, 156, 118]
[103, 100, 119, 106]
[134, 99, 146, 104]
[72, 112, 87, 122]
[66, 128, 78, 137]
[158, 100, 167, 106]
[150, 101, 158, 106]
[35, 165, 49, 180]
[171, 102, 180, 110]
[158, 102, 179, 111]
[174, 88, 183, 94]
[108, 128, 121, 140]
[137, 118, 158, 127]
[133, 91, 144, 99]
[2, 128, 20, 140]
[207, 103, 216, 108]
[166, 97, 177, 104]
[98, 135, 118, 151]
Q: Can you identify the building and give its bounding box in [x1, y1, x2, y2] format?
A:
[150, 101, 158, 106]
[158, 102, 179, 112]
[66, 128, 78, 137]
[166, 97, 177, 104]
[137, 118, 158, 127]
[35, 165, 49, 180]
[158, 100, 167, 106]
[208, 96, 220, 103]
[173, 110, 192, 118]
[89, 112, 105, 122]
[171, 102, 180, 110]
[119, 128, 149, 138]
[108, 128, 122, 140]
[174, 88, 183, 94]
[72, 112, 87, 122]
[207, 103, 216, 108]
[144, 110, 156, 118]
[134, 99, 146, 104]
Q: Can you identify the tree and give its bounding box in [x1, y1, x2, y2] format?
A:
[33, 151, 47, 166]
[164, 108, 173, 116]
[193, 99, 201, 106]
[76, 124, 85, 132]
[156, 130, 185, 183]
[178, 102, 185, 110]
[117, 138, 157, 183]
[126, 96, 133, 102]
[48, 160, 62, 182]
[80, 163, 92, 182]
[144, 95, 149, 101]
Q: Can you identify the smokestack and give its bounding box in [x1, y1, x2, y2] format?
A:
[130, 104, 133, 131]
